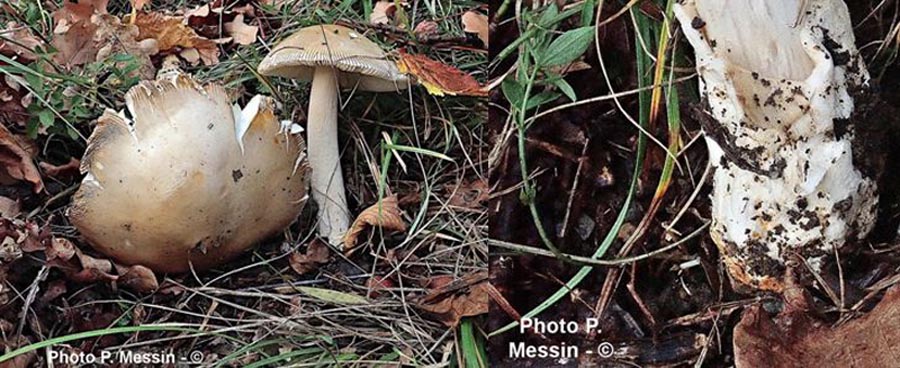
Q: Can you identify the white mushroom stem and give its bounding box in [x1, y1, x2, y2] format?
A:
[308, 66, 351, 246]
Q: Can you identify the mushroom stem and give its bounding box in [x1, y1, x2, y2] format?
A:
[308, 66, 351, 246]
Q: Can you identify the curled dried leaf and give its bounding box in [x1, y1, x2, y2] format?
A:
[396, 51, 487, 97]
[343, 195, 407, 250]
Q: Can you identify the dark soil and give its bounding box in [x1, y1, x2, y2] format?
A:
[488, 1, 900, 367]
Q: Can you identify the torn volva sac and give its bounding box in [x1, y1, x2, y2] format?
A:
[674, 0, 877, 291]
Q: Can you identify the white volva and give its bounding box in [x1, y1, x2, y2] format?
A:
[674, 0, 877, 291]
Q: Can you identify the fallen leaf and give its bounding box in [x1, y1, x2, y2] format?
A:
[371, 1, 396, 25]
[396, 51, 487, 97]
[734, 284, 900, 367]
[117, 264, 158, 293]
[0, 22, 43, 63]
[39, 157, 80, 178]
[447, 178, 489, 209]
[289, 239, 331, 275]
[134, 11, 219, 65]
[366, 276, 394, 298]
[0, 76, 29, 126]
[0, 336, 35, 368]
[51, 0, 109, 68]
[414, 271, 488, 327]
[0, 122, 44, 192]
[343, 195, 408, 249]
[413, 20, 439, 39]
[0, 196, 19, 218]
[461, 11, 488, 47]
[297, 286, 368, 305]
[224, 14, 258, 45]
[39, 279, 67, 303]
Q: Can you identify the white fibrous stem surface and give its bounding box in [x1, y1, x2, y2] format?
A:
[674, 0, 877, 291]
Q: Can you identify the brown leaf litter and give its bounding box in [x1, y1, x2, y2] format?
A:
[414, 271, 488, 327]
[343, 195, 408, 250]
[734, 283, 900, 367]
[461, 11, 488, 47]
[289, 239, 331, 275]
[0, 123, 43, 193]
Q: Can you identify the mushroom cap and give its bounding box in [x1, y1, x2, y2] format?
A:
[68, 74, 310, 273]
[257, 24, 409, 92]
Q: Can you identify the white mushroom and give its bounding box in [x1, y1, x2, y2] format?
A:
[68, 71, 310, 273]
[674, 0, 877, 291]
[257, 24, 410, 247]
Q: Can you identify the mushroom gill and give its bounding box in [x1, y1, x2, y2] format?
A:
[68, 72, 310, 273]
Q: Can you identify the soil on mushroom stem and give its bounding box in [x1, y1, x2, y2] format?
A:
[488, 1, 900, 366]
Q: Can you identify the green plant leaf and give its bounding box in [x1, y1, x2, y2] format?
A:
[553, 78, 577, 102]
[501, 79, 524, 107]
[37, 109, 54, 127]
[542, 26, 595, 66]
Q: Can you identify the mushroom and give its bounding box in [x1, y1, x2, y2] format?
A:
[674, 0, 877, 291]
[257, 24, 410, 246]
[68, 70, 310, 273]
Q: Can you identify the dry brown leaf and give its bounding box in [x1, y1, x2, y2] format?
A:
[734, 284, 900, 367]
[414, 271, 488, 327]
[371, 1, 396, 25]
[0, 196, 19, 218]
[0, 124, 43, 193]
[289, 239, 331, 275]
[447, 178, 489, 209]
[1, 22, 43, 63]
[461, 11, 488, 47]
[366, 276, 394, 298]
[224, 14, 258, 45]
[51, 0, 108, 68]
[396, 51, 487, 97]
[134, 11, 219, 65]
[117, 264, 159, 293]
[343, 195, 407, 249]
[0, 76, 29, 126]
[0, 336, 35, 368]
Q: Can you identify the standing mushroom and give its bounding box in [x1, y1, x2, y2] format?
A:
[674, 0, 877, 291]
[257, 24, 410, 246]
[68, 67, 310, 273]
